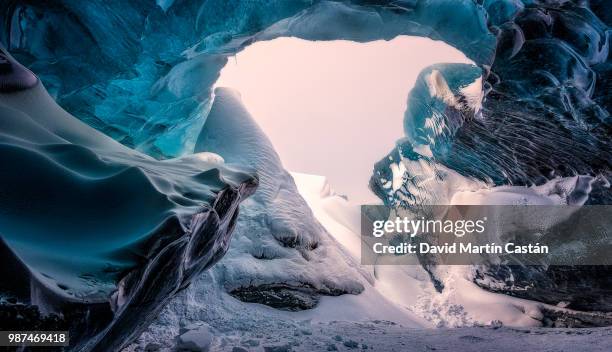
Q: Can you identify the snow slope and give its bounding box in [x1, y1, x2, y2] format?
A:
[291, 171, 605, 328]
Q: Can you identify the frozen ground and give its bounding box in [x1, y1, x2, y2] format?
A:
[129, 314, 612, 352]
[126, 279, 612, 352]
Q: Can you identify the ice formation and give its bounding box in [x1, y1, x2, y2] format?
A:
[0, 49, 257, 350]
[0, 0, 495, 158]
[366, 0, 612, 320]
[1, 0, 611, 350]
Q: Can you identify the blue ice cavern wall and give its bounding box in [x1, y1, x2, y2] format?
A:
[1, 0, 496, 158]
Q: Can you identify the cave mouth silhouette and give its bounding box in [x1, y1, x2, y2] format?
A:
[214, 35, 472, 204]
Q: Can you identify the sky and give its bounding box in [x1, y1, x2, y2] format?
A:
[215, 36, 472, 204]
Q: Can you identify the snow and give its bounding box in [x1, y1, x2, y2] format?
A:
[194, 88, 369, 299]
[424, 67, 483, 117]
[426, 69, 459, 107]
[290, 171, 610, 328]
[176, 324, 213, 352]
[0, 76, 255, 302]
[291, 173, 530, 326]
[130, 300, 612, 351]
[125, 170, 611, 351]
[450, 175, 603, 206]
[459, 75, 484, 116]
[122, 61, 608, 352]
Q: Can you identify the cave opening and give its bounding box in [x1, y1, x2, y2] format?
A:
[214, 35, 473, 204]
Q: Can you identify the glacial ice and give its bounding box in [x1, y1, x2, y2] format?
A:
[363, 0, 611, 319]
[1, 0, 495, 157]
[3, 0, 608, 186]
[1, 0, 611, 350]
[0, 49, 256, 350]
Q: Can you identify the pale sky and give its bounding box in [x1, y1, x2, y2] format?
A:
[215, 36, 471, 204]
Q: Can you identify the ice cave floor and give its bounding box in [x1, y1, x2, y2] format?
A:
[126, 309, 612, 352]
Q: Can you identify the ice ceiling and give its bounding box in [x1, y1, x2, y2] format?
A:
[5, 0, 609, 197]
[2, 0, 495, 158]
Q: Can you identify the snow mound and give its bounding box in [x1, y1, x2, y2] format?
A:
[195, 88, 369, 309]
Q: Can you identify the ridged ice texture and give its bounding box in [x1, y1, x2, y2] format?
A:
[0, 47, 37, 92]
[370, 0, 612, 207]
[364, 0, 612, 317]
[0, 49, 256, 351]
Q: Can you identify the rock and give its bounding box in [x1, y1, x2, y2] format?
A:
[176, 325, 213, 352]
[343, 340, 359, 349]
[144, 343, 162, 351]
[263, 344, 292, 352]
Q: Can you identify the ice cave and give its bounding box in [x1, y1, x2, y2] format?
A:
[0, 1, 611, 351]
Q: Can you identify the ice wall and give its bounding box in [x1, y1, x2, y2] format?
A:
[0, 48, 257, 351]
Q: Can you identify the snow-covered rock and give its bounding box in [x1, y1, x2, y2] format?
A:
[176, 324, 213, 352]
